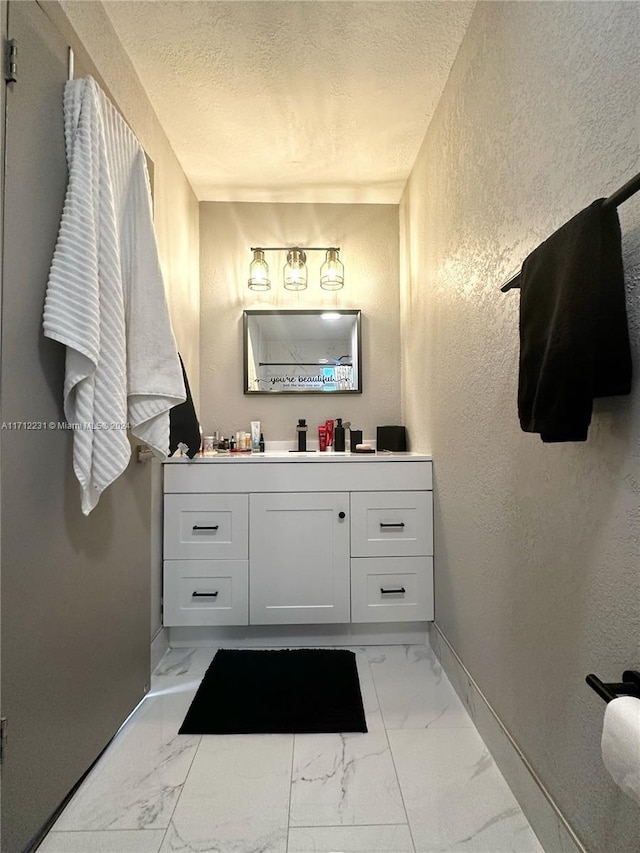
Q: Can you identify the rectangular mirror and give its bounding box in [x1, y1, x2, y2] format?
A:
[243, 309, 362, 394]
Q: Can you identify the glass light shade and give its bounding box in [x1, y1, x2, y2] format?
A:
[283, 249, 308, 291]
[248, 250, 271, 291]
[320, 248, 344, 290]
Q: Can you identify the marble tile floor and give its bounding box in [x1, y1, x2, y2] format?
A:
[39, 644, 545, 853]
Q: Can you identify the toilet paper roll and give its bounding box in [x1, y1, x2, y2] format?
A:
[601, 696, 640, 805]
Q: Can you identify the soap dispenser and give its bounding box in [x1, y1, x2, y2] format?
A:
[334, 418, 345, 452]
[296, 419, 308, 452]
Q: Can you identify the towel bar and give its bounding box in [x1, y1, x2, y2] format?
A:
[500, 170, 640, 291]
[586, 670, 640, 703]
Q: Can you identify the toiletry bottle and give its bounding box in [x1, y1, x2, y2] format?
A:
[349, 428, 362, 450]
[296, 419, 308, 452]
[229, 435, 236, 451]
[259, 433, 265, 453]
[334, 418, 345, 452]
[318, 424, 328, 452]
[325, 419, 334, 447]
[250, 421, 261, 451]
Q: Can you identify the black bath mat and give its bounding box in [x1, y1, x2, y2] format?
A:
[179, 648, 368, 735]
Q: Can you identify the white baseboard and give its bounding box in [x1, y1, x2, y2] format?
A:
[150, 627, 170, 673]
[428, 623, 585, 853]
[168, 622, 429, 648]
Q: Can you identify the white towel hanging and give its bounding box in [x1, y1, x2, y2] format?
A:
[601, 696, 640, 805]
[43, 77, 185, 514]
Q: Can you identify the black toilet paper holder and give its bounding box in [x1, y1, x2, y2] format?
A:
[585, 670, 640, 703]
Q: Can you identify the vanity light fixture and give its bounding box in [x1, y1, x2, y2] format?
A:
[283, 249, 307, 291]
[248, 246, 344, 291]
[319, 248, 344, 290]
[248, 249, 271, 291]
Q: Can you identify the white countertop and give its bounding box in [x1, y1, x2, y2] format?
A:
[165, 451, 432, 464]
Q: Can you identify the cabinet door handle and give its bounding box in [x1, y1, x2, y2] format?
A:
[192, 590, 219, 598]
[380, 522, 405, 528]
[338, 511, 346, 519]
[192, 524, 219, 531]
[380, 587, 406, 595]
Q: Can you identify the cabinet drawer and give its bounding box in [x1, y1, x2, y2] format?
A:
[164, 494, 248, 559]
[350, 491, 433, 557]
[350, 557, 433, 623]
[163, 560, 248, 626]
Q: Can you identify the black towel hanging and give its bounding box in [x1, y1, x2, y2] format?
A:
[516, 198, 632, 441]
[168, 354, 201, 458]
[500, 170, 640, 291]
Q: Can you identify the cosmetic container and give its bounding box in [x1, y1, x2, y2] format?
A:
[334, 419, 345, 452]
[318, 425, 328, 451]
[250, 421, 261, 451]
[325, 419, 334, 447]
[202, 435, 216, 456]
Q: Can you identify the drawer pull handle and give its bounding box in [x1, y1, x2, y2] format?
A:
[338, 511, 346, 519]
[192, 525, 219, 531]
[192, 591, 219, 598]
[380, 522, 405, 528]
[380, 586, 406, 595]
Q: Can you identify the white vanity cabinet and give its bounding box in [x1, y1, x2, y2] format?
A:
[162, 454, 433, 629]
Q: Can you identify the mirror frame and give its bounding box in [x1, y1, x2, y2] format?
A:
[243, 309, 362, 395]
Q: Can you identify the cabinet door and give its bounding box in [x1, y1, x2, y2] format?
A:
[250, 493, 350, 624]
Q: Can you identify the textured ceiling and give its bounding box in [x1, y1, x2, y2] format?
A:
[102, 1, 475, 203]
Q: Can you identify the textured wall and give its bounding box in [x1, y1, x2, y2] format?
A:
[400, 2, 640, 851]
[199, 202, 401, 443]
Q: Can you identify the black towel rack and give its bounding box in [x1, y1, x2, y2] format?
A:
[500, 170, 640, 292]
[585, 670, 640, 704]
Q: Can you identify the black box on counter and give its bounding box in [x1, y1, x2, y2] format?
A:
[376, 425, 407, 452]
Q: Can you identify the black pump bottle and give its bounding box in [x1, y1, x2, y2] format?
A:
[296, 419, 308, 452]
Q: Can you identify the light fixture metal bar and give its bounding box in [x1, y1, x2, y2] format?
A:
[250, 246, 340, 252]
